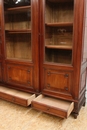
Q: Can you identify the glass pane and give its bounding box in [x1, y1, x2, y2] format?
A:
[4, 0, 32, 61]
[5, 11, 31, 30]
[6, 33, 31, 60]
[45, 0, 74, 64]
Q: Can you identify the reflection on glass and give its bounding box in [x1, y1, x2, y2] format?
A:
[4, 0, 30, 7]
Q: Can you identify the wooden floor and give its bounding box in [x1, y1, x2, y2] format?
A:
[0, 99, 87, 130]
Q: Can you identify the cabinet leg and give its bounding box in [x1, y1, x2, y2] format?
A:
[73, 113, 78, 119]
[83, 101, 86, 107]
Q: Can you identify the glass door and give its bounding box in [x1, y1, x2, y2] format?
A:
[4, 0, 32, 61]
[45, 0, 74, 64]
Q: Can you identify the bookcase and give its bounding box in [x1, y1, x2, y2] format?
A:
[0, 0, 86, 118]
[32, 0, 87, 118]
[0, 0, 39, 103]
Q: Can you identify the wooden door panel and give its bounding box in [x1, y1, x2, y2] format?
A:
[44, 69, 72, 94]
[6, 64, 33, 88]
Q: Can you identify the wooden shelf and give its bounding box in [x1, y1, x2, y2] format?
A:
[5, 29, 31, 34]
[45, 45, 72, 50]
[6, 6, 31, 12]
[45, 22, 73, 27]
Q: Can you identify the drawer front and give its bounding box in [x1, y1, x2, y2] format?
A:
[44, 69, 73, 94]
[32, 102, 67, 118]
[0, 86, 36, 106]
[6, 64, 33, 88]
[32, 95, 74, 118]
[0, 92, 27, 106]
[0, 92, 13, 101]
[14, 97, 27, 106]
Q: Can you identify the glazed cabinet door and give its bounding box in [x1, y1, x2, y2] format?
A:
[40, 0, 75, 100]
[3, 0, 39, 92]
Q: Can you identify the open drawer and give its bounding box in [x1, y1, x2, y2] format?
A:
[0, 86, 35, 106]
[32, 94, 74, 118]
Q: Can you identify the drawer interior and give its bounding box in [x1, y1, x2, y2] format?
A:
[32, 94, 74, 118]
[0, 86, 35, 106]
